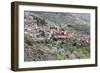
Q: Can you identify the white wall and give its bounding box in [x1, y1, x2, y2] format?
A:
[0, 0, 99, 73]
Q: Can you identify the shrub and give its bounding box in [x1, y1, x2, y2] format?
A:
[56, 52, 66, 60]
[24, 33, 33, 46]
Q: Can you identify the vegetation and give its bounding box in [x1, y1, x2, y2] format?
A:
[24, 11, 90, 61]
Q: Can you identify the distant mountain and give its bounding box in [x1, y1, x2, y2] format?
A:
[27, 11, 90, 26]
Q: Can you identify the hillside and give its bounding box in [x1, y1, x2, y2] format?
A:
[24, 11, 90, 61]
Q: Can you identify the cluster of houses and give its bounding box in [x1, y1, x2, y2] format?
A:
[25, 22, 90, 44]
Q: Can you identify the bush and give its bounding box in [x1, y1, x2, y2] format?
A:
[56, 52, 66, 60]
[24, 33, 33, 46]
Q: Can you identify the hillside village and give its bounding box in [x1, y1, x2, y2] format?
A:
[24, 11, 90, 61]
